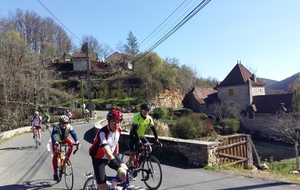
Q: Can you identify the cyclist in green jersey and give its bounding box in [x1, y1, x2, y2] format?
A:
[128, 103, 162, 167]
[42, 112, 51, 129]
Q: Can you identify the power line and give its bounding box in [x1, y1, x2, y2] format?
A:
[37, 0, 82, 43]
[139, 0, 198, 49]
[139, 0, 189, 47]
[134, 0, 212, 63]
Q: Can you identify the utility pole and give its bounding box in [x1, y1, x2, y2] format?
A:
[81, 77, 84, 116]
[82, 42, 92, 115]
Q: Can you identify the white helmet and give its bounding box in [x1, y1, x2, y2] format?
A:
[59, 115, 69, 123]
[34, 111, 39, 116]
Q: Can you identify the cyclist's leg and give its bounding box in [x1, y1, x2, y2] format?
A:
[141, 136, 152, 153]
[91, 158, 107, 190]
[52, 142, 59, 173]
[64, 138, 74, 158]
[32, 126, 36, 138]
[128, 136, 138, 167]
[37, 127, 42, 143]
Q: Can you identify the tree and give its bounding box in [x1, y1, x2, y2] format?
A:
[267, 113, 300, 170]
[176, 65, 197, 94]
[99, 43, 113, 61]
[124, 31, 139, 58]
[8, 9, 72, 58]
[292, 76, 300, 112]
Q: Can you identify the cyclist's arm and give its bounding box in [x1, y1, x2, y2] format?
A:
[150, 125, 158, 140]
[69, 129, 79, 142]
[130, 123, 140, 142]
[31, 117, 34, 128]
[51, 127, 58, 143]
[102, 144, 115, 161]
[114, 143, 119, 155]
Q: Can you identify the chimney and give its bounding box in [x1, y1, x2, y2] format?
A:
[252, 74, 257, 82]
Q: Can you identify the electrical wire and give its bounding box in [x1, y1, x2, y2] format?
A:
[139, 0, 189, 47]
[37, 0, 82, 44]
[139, 0, 197, 49]
[134, 0, 212, 63]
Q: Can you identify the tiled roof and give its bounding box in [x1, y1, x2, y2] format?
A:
[192, 87, 218, 104]
[106, 52, 126, 62]
[252, 93, 293, 114]
[217, 63, 265, 88]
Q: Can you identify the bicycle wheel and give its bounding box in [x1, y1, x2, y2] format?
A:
[121, 150, 131, 166]
[142, 155, 162, 190]
[64, 159, 74, 190]
[34, 132, 38, 149]
[83, 176, 97, 190]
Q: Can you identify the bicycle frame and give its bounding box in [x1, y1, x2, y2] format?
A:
[121, 142, 163, 190]
[34, 130, 39, 149]
[56, 143, 79, 190]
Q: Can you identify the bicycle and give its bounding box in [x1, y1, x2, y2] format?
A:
[55, 143, 79, 190]
[83, 170, 146, 190]
[121, 142, 162, 190]
[84, 113, 90, 123]
[42, 122, 50, 132]
[33, 129, 39, 149]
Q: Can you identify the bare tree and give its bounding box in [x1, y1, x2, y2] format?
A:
[99, 43, 113, 61]
[267, 113, 300, 170]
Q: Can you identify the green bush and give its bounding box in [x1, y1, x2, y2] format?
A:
[223, 118, 240, 134]
[214, 117, 240, 135]
[169, 113, 213, 139]
[152, 107, 168, 119]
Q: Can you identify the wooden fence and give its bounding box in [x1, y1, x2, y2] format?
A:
[218, 134, 254, 167]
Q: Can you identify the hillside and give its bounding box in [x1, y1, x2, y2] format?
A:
[258, 72, 300, 94]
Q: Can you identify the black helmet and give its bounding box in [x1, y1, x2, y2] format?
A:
[140, 103, 151, 111]
[107, 110, 123, 121]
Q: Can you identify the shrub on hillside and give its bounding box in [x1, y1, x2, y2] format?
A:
[152, 107, 168, 119]
[214, 117, 240, 135]
[169, 113, 213, 139]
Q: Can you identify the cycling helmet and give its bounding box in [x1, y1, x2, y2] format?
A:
[140, 103, 151, 111]
[107, 110, 123, 121]
[59, 115, 69, 123]
[34, 111, 39, 116]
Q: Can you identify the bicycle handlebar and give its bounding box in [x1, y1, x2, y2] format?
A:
[56, 143, 80, 155]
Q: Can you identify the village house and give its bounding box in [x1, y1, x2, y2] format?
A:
[106, 52, 133, 70]
[182, 62, 293, 137]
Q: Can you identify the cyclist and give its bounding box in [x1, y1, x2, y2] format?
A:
[42, 112, 51, 130]
[85, 109, 90, 121]
[65, 109, 73, 123]
[128, 103, 162, 167]
[31, 111, 42, 145]
[89, 110, 127, 190]
[51, 115, 80, 181]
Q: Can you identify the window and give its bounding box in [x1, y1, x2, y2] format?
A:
[228, 88, 234, 96]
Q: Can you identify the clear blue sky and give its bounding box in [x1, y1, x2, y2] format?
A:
[1, 0, 299, 81]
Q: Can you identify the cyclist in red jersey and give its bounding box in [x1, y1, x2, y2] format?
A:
[89, 110, 127, 190]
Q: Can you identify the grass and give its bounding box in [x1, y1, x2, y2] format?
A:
[205, 158, 300, 184]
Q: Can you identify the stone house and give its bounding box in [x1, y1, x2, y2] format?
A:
[106, 52, 132, 70]
[182, 62, 293, 136]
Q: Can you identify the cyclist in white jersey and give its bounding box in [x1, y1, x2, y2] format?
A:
[31, 111, 42, 145]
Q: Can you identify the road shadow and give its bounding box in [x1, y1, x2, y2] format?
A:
[219, 181, 296, 190]
[0, 145, 37, 151]
[83, 127, 96, 144]
[0, 179, 58, 190]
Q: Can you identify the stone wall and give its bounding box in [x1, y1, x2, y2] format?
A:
[119, 132, 219, 167]
[240, 114, 280, 137]
[95, 120, 219, 167]
[218, 85, 250, 109]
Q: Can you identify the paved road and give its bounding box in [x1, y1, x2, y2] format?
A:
[1, 120, 300, 189]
